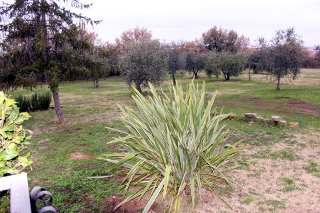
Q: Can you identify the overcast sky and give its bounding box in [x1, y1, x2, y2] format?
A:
[81, 0, 319, 47]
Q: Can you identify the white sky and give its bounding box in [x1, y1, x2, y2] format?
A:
[81, 0, 320, 47]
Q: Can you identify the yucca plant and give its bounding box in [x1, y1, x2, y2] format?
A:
[101, 81, 245, 212]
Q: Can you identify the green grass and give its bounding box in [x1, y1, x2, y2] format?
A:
[305, 161, 320, 177]
[263, 199, 286, 211]
[9, 69, 320, 212]
[281, 178, 301, 192]
[242, 196, 254, 205]
[252, 149, 299, 161]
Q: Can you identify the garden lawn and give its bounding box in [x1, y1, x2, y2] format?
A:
[12, 69, 320, 212]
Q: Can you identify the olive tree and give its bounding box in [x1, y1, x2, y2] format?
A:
[257, 28, 304, 90]
[122, 40, 167, 92]
[185, 52, 205, 78]
[206, 51, 247, 81]
[205, 52, 219, 78]
[167, 48, 185, 85]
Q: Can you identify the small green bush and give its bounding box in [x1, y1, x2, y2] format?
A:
[15, 92, 51, 112]
[0, 92, 33, 177]
[15, 95, 31, 112]
[31, 92, 51, 110]
[102, 81, 245, 212]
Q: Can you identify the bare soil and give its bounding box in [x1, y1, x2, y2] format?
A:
[69, 152, 92, 160]
[191, 130, 320, 213]
[240, 98, 319, 115]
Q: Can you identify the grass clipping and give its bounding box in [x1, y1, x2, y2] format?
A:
[102, 81, 245, 212]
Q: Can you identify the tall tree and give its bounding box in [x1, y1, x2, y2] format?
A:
[202, 26, 249, 53]
[167, 47, 185, 86]
[257, 28, 304, 90]
[0, 0, 98, 122]
[116, 27, 152, 53]
[122, 40, 167, 92]
[185, 52, 205, 79]
[206, 51, 247, 81]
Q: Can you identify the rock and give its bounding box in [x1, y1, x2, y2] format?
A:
[255, 116, 264, 121]
[278, 120, 287, 127]
[271, 116, 281, 122]
[245, 113, 258, 122]
[288, 122, 299, 128]
[245, 113, 257, 118]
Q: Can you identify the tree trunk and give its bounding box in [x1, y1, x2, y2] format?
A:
[52, 86, 64, 122]
[172, 73, 176, 86]
[249, 69, 251, 81]
[135, 83, 142, 93]
[194, 70, 198, 79]
[94, 79, 99, 88]
[276, 77, 281, 90]
[96, 79, 99, 88]
[224, 72, 230, 81]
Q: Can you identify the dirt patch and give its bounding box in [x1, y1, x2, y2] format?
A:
[31, 126, 60, 135]
[283, 100, 319, 113]
[100, 195, 162, 213]
[69, 152, 92, 160]
[190, 130, 320, 213]
[240, 98, 319, 115]
[64, 98, 133, 125]
[38, 138, 50, 146]
[294, 130, 320, 145]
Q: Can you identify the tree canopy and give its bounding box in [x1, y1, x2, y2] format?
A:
[202, 26, 249, 53]
[122, 40, 167, 92]
[206, 51, 247, 80]
[0, 0, 98, 122]
[255, 28, 304, 90]
[185, 51, 205, 79]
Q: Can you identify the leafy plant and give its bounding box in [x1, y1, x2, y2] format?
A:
[14, 95, 31, 112]
[31, 92, 52, 110]
[101, 81, 245, 212]
[0, 92, 33, 177]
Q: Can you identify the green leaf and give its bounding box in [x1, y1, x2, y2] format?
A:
[163, 165, 171, 198]
[143, 178, 165, 213]
[18, 157, 33, 167]
[0, 92, 32, 177]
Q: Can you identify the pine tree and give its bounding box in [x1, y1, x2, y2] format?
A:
[0, 0, 99, 122]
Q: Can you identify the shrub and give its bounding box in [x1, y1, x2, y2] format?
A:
[0, 92, 33, 177]
[15, 92, 51, 112]
[15, 94, 31, 112]
[31, 92, 51, 110]
[102, 81, 245, 212]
